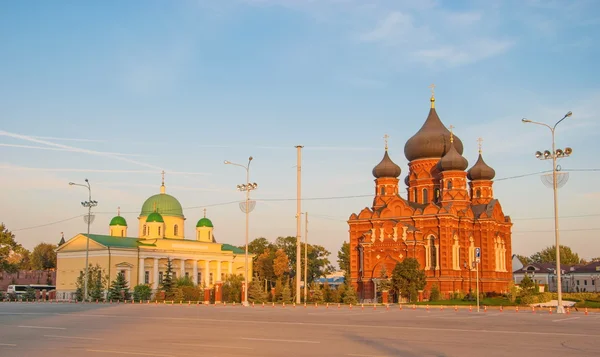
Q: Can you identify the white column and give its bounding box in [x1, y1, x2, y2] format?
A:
[152, 258, 159, 290]
[204, 260, 210, 286]
[139, 258, 145, 285]
[216, 260, 222, 282]
[193, 260, 198, 285]
[228, 260, 233, 275]
[180, 258, 185, 278]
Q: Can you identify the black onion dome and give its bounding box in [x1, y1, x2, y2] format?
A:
[404, 175, 410, 186]
[467, 153, 496, 180]
[438, 141, 468, 171]
[372, 151, 401, 178]
[404, 108, 464, 161]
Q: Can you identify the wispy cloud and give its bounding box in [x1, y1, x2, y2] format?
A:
[412, 39, 514, 67]
[0, 130, 163, 170]
[28, 135, 105, 143]
[0, 164, 209, 176]
[0, 143, 146, 157]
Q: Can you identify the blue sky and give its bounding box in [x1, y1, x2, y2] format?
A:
[1, 0, 599, 263]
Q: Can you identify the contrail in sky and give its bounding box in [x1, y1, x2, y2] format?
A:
[0, 143, 146, 157]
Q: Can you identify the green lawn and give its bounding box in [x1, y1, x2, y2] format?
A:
[411, 298, 515, 306]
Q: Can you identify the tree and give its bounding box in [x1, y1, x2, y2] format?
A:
[31, 243, 57, 270]
[530, 245, 583, 265]
[337, 241, 350, 282]
[429, 283, 441, 301]
[281, 281, 292, 303]
[343, 285, 358, 305]
[23, 287, 37, 301]
[591, 257, 600, 262]
[254, 248, 276, 284]
[391, 258, 426, 303]
[133, 285, 152, 301]
[75, 264, 108, 301]
[248, 276, 268, 303]
[0, 223, 20, 273]
[515, 254, 530, 265]
[273, 249, 290, 278]
[161, 258, 175, 299]
[222, 274, 243, 303]
[6, 246, 32, 270]
[246, 238, 276, 257]
[108, 272, 130, 301]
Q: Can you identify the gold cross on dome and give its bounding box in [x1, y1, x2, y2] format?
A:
[477, 137, 484, 153]
[448, 125, 455, 143]
[203, 208, 207, 218]
[429, 83, 436, 96]
[161, 170, 165, 185]
[117, 206, 121, 216]
[383, 134, 389, 151]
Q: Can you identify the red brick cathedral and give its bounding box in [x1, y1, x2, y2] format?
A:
[348, 93, 513, 302]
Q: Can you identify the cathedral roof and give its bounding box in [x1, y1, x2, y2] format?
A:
[109, 215, 127, 227]
[438, 140, 468, 172]
[372, 150, 401, 178]
[140, 173, 184, 218]
[467, 153, 496, 181]
[404, 97, 464, 161]
[196, 217, 213, 228]
[146, 212, 164, 223]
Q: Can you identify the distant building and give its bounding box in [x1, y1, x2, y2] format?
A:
[513, 261, 600, 293]
[315, 271, 345, 288]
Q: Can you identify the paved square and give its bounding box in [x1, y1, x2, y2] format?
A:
[1, 303, 599, 356]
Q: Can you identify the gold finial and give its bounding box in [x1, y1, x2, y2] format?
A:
[160, 170, 166, 194]
[383, 134, 389, 151]
[477, 137, 483, 154]
[448, 125, 455, 143]
[203, 208, 207, 218]
[117, 206, 121, 216]
[429, 83, 436, 108]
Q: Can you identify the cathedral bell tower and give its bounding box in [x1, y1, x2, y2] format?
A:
[468, 138, 496, 205]
[437, 126, 470, 208]
[404, 86, 464, 205]
[196, 209, 215, 242]
[372, 135, 401, 210]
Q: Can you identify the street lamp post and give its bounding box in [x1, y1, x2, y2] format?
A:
[225, 157, 257, 307]
[68, 179, 98, 301]
[522, 111, 573, 314]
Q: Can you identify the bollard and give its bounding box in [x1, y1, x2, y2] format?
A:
[426, 304, 429, 312]
[252, 302, 255, 308]
[262, 302, 265, 308]
[373, 304, 376, 310]
[469, 305, 472, 312]
[499, 305, 503, 312]
[484, 306, 487, 313]
[548, 307, 552, 314]
[386, 304, 389, 310]
[516, 306, 519, 313]
[349, 304, 352, 309]
[304, 303, 307, 308]
[454, 305, 458, 312]
[412, 304, 416, 310]
[315, 303, 318, 308]
[585, 308, 588, 315]
[338, 303, 340, 309]
[399, 304, 402, 310]
[283, 303, 286, 308]
[293, 303, 296, 308]
[361, 304, 364, 310]
[326, 303, 329, 309]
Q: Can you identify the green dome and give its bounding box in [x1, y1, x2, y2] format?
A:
[146, 212, 164, 223]
[196, 217, 213, 228]
[109, 216, 127, 226]
[140, 193, 184, 218]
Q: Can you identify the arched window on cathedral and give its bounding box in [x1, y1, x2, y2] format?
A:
[447, 180, 453, 190]
[158, 226, 161, 237]
[380, 186, 385, 196]
[174, 225, 179, 236]
[430, 237, 437, 271]
[121, 229, 124, 237]
[143, 225, 147, 236]
[476, 189, 481, 198]
[413, 188, 417, 202]
[434, 188, 440, 202]
[423, 188, 429, 204]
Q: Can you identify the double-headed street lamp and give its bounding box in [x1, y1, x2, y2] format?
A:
[68, 179, 98, 301]
[225, 157, 258, 306]
[522, 111, 573, 314]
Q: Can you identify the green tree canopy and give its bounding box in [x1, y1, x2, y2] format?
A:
[391, 258, 427, 302]
[31, 243, 57, 270]
[1, 223, 22, 273]
[529, 245, 583, 265]
[337, 241, 350, 281]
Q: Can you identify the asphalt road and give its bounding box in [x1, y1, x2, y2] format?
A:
[1, 302, 599, 356]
